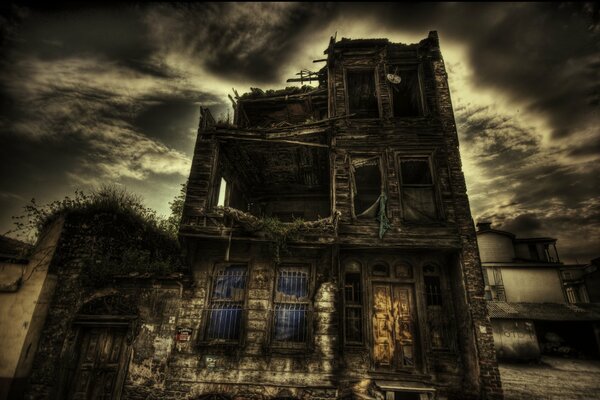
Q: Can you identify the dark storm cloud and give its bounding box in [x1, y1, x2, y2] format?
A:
[501, 214, 544, 236]
[0, 3, 597, 262]
[142, 2, 598, 138]
[335, 2, 599, 140]
[0, 4, 159, 76]
[455, 96, 599, 262]
[143, 2, 339, 84]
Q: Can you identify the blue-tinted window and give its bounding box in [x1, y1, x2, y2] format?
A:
[206, 265, 247, 341]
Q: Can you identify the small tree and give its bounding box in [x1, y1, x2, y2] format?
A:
[162, 182, 187, 237]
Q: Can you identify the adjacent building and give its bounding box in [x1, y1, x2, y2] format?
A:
[476, 222, 600, 361]
[0, 225, 62, 400]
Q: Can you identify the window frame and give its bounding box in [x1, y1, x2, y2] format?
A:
[344, 66, 382, 120]
[342, 259, 366, 347]
[387, 63, 427, 118]
[200, 262, 249, 346]
[396, 153, 443, 223]
[349, 153, 386, 220]
[422, 263, 455, 351]
[268, 263, 315, 351]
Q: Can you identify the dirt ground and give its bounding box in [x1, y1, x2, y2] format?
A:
[499, 356, 600, 399]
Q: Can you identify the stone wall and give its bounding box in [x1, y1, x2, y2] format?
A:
[24, 213, 186, 400]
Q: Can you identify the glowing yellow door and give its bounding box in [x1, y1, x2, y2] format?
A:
[372, 284, 416, 369]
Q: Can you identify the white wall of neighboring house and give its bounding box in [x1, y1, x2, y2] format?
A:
[501, 267, 565, 303]
[477, 232, 515, 263]
[0, 218, 63, 400]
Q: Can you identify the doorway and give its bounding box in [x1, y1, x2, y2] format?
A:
[67, 326, 130, 399]
[371, 283, 418, 370]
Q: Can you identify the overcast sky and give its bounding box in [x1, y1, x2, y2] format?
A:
[0, 3, 598, 263]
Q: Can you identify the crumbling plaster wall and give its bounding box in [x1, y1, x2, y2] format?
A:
[164, 241, 339, 399]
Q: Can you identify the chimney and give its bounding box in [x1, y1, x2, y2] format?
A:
[476, 222, 492, 232]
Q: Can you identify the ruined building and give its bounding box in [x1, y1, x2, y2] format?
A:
[19, 33, 503, 400]
[177, 32, 502, 399]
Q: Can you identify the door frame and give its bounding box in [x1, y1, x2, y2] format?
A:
[369, 280, 421, 372]
[57, 315, 137, 400]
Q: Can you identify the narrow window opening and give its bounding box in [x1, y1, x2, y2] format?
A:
[424, 276, 442, 306]
[423, 264, 453, 350]
[352, 157, 382, 218]
[392, 68, 422, 117]
[347, 70, 379, 118]
[344, 271, 363, 344]
[217, 177, 227, 207]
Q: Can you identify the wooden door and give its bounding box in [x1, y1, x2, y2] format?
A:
[69, 326, 129, 400]
[372, 284, 417, 369]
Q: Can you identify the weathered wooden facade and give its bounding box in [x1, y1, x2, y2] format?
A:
[22, 33, 503, 400]
[176, 33, 503, 399]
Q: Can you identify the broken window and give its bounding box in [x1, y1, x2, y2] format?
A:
[343, 261, 363, 344]
[423, 264, 453, 350]
[351, 156, 383, 218]
[205, 264, 248, 341]
[347, 69, 379, 118]
[272, 265, 310, 344]
[398, 158, 437, 222]
[390, 67, 423, 117]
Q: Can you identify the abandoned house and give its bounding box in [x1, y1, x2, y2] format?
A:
[18, 32, 503, 400]
[476, 222, 600, 361]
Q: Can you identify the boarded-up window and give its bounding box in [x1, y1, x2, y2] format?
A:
[399, 158, 437, 221]
[272, 265, 310, 344]
[205, 264, 247, 341]
[344, 264, 363, 344]
[391, 67, 422, 117]
[347, 70, 379, 118]
[351, 156, 382, 218]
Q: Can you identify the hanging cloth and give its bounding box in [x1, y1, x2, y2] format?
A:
[377, 193, 392, 239]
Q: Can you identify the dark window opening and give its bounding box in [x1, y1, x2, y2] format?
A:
[394, 392, 421, 400]
[205, 265, 247, 341]
[528, 244, 540, 261]
[347, 70, 379, 118]
[352, 157, 382, 218]
[344, 272, 363, 343]
[423, 265, 453, 350]
[424, 276, 442, 306]
[392, 68, 422, 117]
[273, 265, 310, 344]
[399, 158, 437, 222]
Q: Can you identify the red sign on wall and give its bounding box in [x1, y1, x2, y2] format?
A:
[176, 327, 192, 341]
